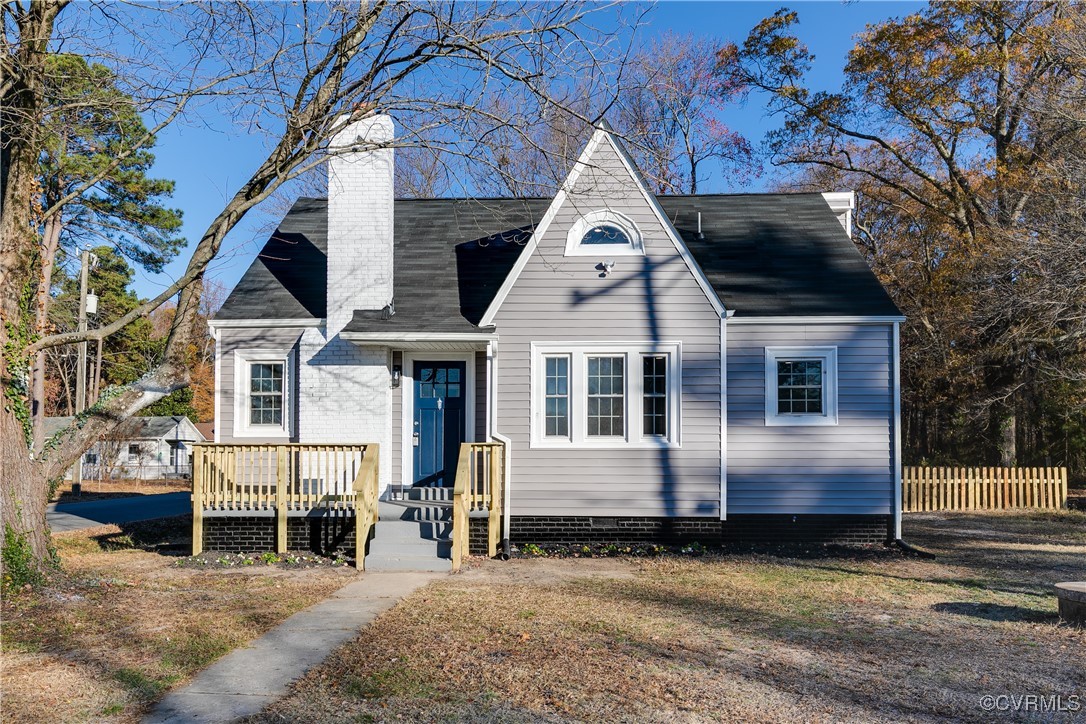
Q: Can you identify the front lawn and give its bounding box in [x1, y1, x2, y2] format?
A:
[1, 517, 357, 723]
[261, 510, 1086, 723]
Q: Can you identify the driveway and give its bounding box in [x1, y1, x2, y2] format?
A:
[48, 492, 190, 532]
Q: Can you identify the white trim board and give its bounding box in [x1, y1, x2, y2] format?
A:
[398, 350, 477, 489]
[208, 318, 324, 330]
[341, 331, 495, 343]
[728, 316, 905, 325]
[892, 321, 903, 540]
[478, 124, 725, 327]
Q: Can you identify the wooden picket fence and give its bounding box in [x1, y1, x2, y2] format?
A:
[902, 466, 1068, 512]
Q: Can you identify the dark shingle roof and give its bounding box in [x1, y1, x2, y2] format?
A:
[216, 198, 328, 320]
[215, 193, 900, 328]
[347, 198, 550, 333]
[663, 194, 900, 317]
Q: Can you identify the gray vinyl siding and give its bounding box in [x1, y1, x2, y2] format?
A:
[726, 323, 894, 514]
[494, 136, 722, 518]
[217, 327, 304, 444]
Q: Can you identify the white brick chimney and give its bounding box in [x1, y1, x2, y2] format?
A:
[326, 114, 395, 335]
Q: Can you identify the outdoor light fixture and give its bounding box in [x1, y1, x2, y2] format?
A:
[597, 259, 616, 277]
[391, 364, 402, 388]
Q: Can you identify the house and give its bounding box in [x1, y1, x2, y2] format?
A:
[50, 415, 206, 481]
[202, 116, 904, 568]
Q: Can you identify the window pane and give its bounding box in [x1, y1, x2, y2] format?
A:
[776, 359, 823, 415]
[587, 355, 624, 437]
[544, 355, 569, 439]
[580, 224, 631, 246]
[250, 362, 285, 426]
[642, 355, 668, 437]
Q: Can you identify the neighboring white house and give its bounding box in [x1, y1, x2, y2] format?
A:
[207, 117, 905, 551]
[47, 415, 206, 481]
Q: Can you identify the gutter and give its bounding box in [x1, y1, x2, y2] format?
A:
[487, 339, 513, 560]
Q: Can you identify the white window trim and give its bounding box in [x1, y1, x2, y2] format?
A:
[233, 348, 295, 438]
[530, 342, 681, 449]
[564, 210, 644, 257]
[764, 346, 838, 427]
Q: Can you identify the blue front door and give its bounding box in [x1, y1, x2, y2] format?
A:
[413, 361, 466, 487]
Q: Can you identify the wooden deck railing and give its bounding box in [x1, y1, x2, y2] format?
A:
[190, 443, 379, 569]
[451, 441, 505, 572]
[902, 466, 1068, 512]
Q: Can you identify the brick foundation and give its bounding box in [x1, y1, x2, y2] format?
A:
[203, 513, 891, 557]
[507, 514, 891, 547]
[202, 514, 359, 555]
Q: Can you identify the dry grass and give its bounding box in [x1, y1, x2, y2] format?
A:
[260, 510, 1086, 723]
[1, 518, 357, 723]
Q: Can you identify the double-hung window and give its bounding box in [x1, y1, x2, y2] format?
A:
[533, 343, 680, 447]
[249, 362, 284, 426]
[764, 347, 838, 426]
[587, 356, 625, 437]
[234, 349, 294, 437]
[543, 355, 570, 439]
[642, 354, 669, 437]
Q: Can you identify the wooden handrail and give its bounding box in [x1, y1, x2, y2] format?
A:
[451, 443, 473, 572]
[352, 446, 379, 570]
[451, 441, 505, 572]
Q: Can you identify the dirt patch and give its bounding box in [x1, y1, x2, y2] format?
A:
[1, 518, 355, 723]
[259, 512, 1086, 723]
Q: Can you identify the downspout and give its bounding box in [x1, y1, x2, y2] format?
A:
[887, 322, 932, 557]
[720, 309, 734, 521]
[892, 321, 903, 541]
[487, 340, 512, 559]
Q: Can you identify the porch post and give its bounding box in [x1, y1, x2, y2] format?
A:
[276, 445, 288, 553]
[191, 446, 203, 556]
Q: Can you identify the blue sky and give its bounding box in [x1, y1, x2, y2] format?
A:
[136, 1, 923, 301]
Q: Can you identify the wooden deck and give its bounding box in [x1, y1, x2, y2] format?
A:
[191, 443, 379, 569]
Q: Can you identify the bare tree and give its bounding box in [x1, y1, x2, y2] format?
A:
[618, 32, 754, 195]
[727, 3, 1086, 467]
[1, 0, 633, 571]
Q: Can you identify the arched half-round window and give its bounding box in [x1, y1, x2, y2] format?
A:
[580, 224, 631, 246]
[565, 211, 644, 256]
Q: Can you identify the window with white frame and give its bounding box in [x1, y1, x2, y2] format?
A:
[234, 349, 293, 437]
[249, 362, 284, 425]
[764, 347, 838, 426]
[642, 354, 669, 437]
[127, 444, 140, 462]
[543, 355, 570, 439]
[587, 355, 625, 437]
[532, 343, 680, 447]
[564, 210, 644, 257]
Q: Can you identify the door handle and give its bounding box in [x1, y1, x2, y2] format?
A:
[413, 432, 420, 447]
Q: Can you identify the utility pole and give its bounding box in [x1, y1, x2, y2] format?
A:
[72, 248, 97, 491]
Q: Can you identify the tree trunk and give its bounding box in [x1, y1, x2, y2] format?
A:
[998, 411, 1017, 467]
[1, 406, 53, 570]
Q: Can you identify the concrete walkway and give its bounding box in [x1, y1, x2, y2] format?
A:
[48, 492, 190, 532]
[144, 572, 439, 723]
